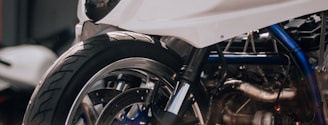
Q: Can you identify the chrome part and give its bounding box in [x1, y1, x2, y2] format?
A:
[81, 96, 99, 125]
[223, 37, 235, 52]
[235, 99, 251, 113]
[191, 99, 205, 125]
[222, 107, 274, 125]
[166, 81, 191, 115]
[126, 104, 141, 120]
[116, 74, 130, 91]
[242, 31, 257, 53]
[116, 81, 129, 91]
[222, 106, 253, 125]
[224, 79, 297, 102]
[252, 111, 274, 125]
[318, 11, 327, 70]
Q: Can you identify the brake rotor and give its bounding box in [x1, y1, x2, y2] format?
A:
[95, 88, 153, 125]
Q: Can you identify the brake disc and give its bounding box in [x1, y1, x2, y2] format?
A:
[95, 88, 153, 125]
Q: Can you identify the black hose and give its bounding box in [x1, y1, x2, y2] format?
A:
[211, 44, 228, 95]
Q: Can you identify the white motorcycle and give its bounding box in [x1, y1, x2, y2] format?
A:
[23, 0, 328, 125]
[0, 44, 57, 124]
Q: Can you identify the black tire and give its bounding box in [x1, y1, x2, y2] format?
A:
[23, 31, 183, 125]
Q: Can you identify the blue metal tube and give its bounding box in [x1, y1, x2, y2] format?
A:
[208, 53, 289, 65]
[268, 24, 325, 125]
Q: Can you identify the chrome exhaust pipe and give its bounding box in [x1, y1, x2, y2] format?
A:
[222, 106, 274, 125]
[222, 106, 253, 125]
[224, 79, 297, 103]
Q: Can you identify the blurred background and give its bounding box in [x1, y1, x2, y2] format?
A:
[0, 0, 78, 124]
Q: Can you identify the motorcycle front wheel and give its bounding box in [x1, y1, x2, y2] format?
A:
[23, 32, 191, 125]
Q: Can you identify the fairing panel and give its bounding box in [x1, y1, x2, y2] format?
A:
[77, 0, 328, 48]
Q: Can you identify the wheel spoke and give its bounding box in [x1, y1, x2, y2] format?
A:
[81, 95, 99, 125]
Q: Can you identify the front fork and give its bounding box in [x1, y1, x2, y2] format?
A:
[153, 47, 210, 125]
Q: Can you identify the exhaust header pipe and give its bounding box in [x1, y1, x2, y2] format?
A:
[224, 79, 297, 102]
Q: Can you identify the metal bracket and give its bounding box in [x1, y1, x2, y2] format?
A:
[318, 11, 327, 72]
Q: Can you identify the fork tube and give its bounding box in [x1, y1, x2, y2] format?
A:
[166, 47, 209, 114]
[268, 24, 326, 125]
[152, 47, 209, 125]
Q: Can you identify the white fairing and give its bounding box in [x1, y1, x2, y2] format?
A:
[77, 0, 328, 48]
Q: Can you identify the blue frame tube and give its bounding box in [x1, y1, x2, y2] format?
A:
[268, 24, 325, 124]
[208, 53, 289, 65]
